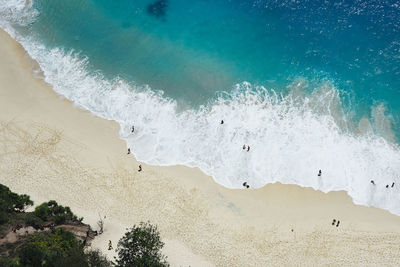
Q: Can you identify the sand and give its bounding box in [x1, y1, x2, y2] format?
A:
[1, 28, 400, 266]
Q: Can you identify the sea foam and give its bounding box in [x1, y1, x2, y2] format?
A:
[1, 0, 400, 215]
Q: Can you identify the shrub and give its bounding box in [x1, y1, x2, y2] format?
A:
[0, 184, 33, 213]
[19, 228, 84, 266]
[115, 222, 169, 267]
[86, 249, 112, 267]
[25, 213, 44, 229]
[0, 257, 20, 267]
[33, 200, 78, 224]
[0, 211, 8, 224]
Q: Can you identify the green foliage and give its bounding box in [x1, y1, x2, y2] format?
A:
[86, 250, 112, 267]
[19, 228, 84, 267]
[0, 211, 8, 225]
[25, 213, 44, 229]
[0, 184, 33, 214]
[115, 222, 169, 267]
[0, 256, 20, 267]
[0, 184, 113, 267]
[33, 200, 77, 225]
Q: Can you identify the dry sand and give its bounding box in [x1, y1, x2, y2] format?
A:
[1, 28, 400, 266]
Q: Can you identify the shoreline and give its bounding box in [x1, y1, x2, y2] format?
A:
[1, 28, 400, 266]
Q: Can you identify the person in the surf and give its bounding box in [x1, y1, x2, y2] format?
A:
[221, 120, 224, 124]
[392, 182, 395, 188]
[371, 180, 375, 185]
[127, 148, 131, 154]
[131, 126, 134, 133]
[243, 145, 246, 150]
[318, 170, 322, 177]
[247, 146, 250, 152]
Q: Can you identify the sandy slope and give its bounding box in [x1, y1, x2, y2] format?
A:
[1, 28, 400, 266]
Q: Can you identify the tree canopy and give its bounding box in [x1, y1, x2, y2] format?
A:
[34, 200, 78, 224]
[0, 184, 33, 213]
[115, 222, 169, 267]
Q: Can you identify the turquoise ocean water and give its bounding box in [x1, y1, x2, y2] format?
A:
[1, 0, 400, 214]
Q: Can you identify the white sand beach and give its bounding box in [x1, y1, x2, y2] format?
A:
[1, 28, 400, 266]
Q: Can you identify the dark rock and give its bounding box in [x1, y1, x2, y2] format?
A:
[147, 0, 168, 19]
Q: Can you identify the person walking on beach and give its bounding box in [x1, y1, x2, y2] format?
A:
[108, 240, 113, 250]
[138, 165, 142, 172]
[127, 148, 131, 154]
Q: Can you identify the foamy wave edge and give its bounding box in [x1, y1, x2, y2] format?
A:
[2, 0, 400, 215]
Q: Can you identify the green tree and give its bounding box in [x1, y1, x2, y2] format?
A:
[33, 200, 77, 224]
[85, 249, 112, 267]
[19, 228, 84, 267]
[0, 256, 20, 267]
[0, 184, 33, 213]
[115, 222, 169, 267]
